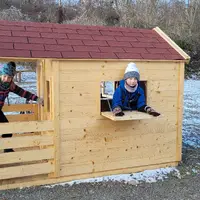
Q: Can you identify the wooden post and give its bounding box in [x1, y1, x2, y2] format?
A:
[176, 62, 184, 161]
[43, 59, 52, 120]
[36, 61, 42, 120]
[39, 60, 48, 151]
[52, 61, 60, 178]
[19, 71, 22, 83]
[40, 60, 45, 121]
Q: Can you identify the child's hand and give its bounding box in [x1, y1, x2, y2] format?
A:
[115, 111, 125, 116]
[113, 106, 124, 117]
[146, 107, 160, 117]
[37, 97, 44, 106]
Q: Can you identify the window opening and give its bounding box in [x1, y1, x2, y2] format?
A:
[0, 61, 38, 120]
[100, 80, 147, 112]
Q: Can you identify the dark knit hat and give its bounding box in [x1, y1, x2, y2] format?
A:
[124, 62, 140, 81]
[0, 62, 16, 77]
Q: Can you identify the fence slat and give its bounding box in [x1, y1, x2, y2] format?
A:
[0, 148, 54, 165]
[0, 162, 54, 180]
[6, 114, 36, 122]
[3, 104, 38, 112]
[0, 121, 54, 134]
[0, 134, 54, 150]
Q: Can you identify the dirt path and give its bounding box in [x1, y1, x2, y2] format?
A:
[0, 147, 200, 200]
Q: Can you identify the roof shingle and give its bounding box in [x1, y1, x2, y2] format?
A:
[0, 20, 185, 60]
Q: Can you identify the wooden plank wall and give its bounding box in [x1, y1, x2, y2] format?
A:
[57, 60, 182, 177]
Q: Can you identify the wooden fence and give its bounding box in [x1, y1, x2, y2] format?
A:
[3, 104, 38, 122]
[0, 104, 55, 181]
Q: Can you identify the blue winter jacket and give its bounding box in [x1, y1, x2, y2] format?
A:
[112, 80, 146, 111]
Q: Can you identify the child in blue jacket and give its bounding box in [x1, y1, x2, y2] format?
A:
[112, 62, 160, 117]
[0, 62, 43, 153]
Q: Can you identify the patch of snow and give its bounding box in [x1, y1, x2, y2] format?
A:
[44, 167, 179, 188]
[103, 81, 115, 96]
[183, 80, 200, 148]
[192, 169, 198, 173]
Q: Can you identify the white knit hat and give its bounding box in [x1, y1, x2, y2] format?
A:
[124, 62, 140, 80]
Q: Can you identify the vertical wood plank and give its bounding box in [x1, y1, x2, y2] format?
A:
[43, 61, 49, 117]
[32, 102, 38, 121]
[36, 61, 41, 120]
[40, 60, 53, 152]
[19, 71, 22, 83]
[52, 61, 60, 177]
[43, 59, 53, 120]
[176, 62, 184, 161]
[40, 60, 45, 121]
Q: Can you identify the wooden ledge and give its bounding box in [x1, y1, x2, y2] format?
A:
[101, 111, 155, 121]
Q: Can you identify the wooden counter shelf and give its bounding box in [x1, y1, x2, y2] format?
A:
[101, 111, 156, 121]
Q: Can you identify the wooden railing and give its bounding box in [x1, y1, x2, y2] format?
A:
[2, 104, 38, 122]
[0, 129, 54, 180]
[0, 104, 55, 181]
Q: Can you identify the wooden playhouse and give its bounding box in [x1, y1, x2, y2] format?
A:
[0, 20, 190, 190]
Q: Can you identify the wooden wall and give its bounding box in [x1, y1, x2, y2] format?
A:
[56, 60, 184, 178]
[0, 59, 184, 190]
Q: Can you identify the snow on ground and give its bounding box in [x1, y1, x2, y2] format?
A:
[183, 80, 200, 148]
[45, 167, 180, 188]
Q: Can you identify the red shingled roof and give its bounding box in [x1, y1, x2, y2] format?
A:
[0, 20, 185, 60]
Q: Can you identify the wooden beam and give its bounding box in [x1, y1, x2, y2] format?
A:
[176, 63, 184, 161]
[14, 80, 36, 85]
[16, 70, 34, 73]
[0, 121, 54, 134]
[153, 27, 190, 63]
[0, 57, 187, 63]
[52, 61, 60, 178]
[36, 61, 41, 120]
[0, 57, 40, 62]
[0, 162, 54, 180]
[6, 114, 36, 122]
[52, 58, 186, 62]
[36, 60, 45, 121]
[43, 59, 51, 118]
[3, 104, 38, 112]
[40, 60, 45, 121]
[0, 134, 54, 150]
[101, 111, 155, 121]
[0, 148, 54, 165]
